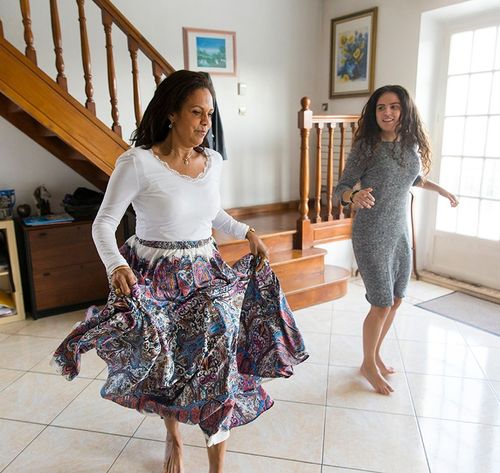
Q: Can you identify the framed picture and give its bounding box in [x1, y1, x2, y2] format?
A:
[329, 8, 377, 98]
[183, 27, 237, 76]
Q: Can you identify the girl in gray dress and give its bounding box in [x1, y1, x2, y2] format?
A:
[335, 85, 458, 395]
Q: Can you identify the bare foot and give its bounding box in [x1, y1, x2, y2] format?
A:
[376, 356, 396, 377]
[360, 363, 394, 395]
[163, 433, 184, 473]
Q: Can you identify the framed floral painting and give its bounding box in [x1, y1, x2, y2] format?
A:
[183, 27, 237, 76]
[329, 8, 377, 98]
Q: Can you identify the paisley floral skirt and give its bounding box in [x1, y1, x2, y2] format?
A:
[52, 236, 308, 446]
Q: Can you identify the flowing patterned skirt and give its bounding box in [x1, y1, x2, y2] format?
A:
[52, 236, 308, 445]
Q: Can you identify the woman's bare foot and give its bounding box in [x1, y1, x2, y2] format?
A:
[360, 363, 394, 395]
[163, 433, 184, 473]
[376, 356, 396, 377]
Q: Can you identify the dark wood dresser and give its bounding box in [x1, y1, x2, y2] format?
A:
[21, 220, 124, 318]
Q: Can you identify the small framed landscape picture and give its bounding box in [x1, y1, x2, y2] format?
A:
[330, 8, 377, 98]
[183, 27, 237, 76]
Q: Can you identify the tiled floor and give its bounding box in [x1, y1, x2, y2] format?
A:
[1, 279, 500, 472]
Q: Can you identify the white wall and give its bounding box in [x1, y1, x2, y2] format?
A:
[0, 0, 323, 209]
[320, 0, 499, 273]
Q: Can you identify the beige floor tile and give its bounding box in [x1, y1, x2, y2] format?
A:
[323, 407, 429, 472]
[0, 419, 45, 470]
[470, 345, 500, 381]
[0, 335, 59, 370]
[327, 366, 414, 415]
[331, 311, 397, 339]
[491, 380, 500, 399]
[293, 308, 332, 334]
[110, 437, 322, 473]
[0, 319, 33, 335]
[224, 450, 321, 473]
[399, 340, 485, 378]
[406, 280, 454, 301]
[134, 415, 207, 448]
[0, 371, 91, 424]
[228, 400, 324, 463]
[0, 368, 24, 390]
[96, 367, 109, 380]
[330, 335, 403, 371]
[332, 294, 370, 312]
[419, 417, 500, 473]
[457, 324, 500, 348]
[109, 438, 208, 473]
[329, 334, 362, 367]
[395, 313, 466, 345]
[265, 362, 328, 405]
[16, 310, 85, 339]
[407, 373, 500, 425]
[3, 426, 128, 473]
[396, 302, 433, 317]
[307, 301, 335, 311]
[52, 379, 145, 436]
[301, 331, 330, 365]
[322, 467, 371, 473]
[32, 348, 107, 379]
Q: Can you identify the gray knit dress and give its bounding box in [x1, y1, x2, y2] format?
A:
[335, 141, 422, 307]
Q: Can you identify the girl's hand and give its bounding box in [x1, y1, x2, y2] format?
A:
[352, 187, 375, 209]
[110, 266, 137, 296]
[439, 189, 459, 207]
[246, 230, 269, 271]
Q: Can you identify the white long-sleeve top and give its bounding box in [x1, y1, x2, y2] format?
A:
[92, 147, 249, 275]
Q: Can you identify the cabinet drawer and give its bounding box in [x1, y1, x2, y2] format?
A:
[28, 224, 99, 270]
[33, 261, 109, 310]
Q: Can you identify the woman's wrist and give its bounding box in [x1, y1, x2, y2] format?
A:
[245, 227, 256, 240]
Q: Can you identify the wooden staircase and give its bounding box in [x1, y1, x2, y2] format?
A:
[219, 234, 350, 310]
[0, 0, 356, 312]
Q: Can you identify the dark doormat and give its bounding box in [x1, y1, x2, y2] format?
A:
[417, 291, 500, 337]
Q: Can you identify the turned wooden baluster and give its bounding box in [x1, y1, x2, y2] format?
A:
[20, 0, 37, 64]
[129, 37, 142, 128]
[297, 97, 314, 249]
[76, 0, 96, 114]
[338, 122, 347, 218]
[314, 123, 323, 223]
[102, 11, 122, 137]
[152, 62, 163, 87]
[326, 123, 335, 221]
[49, 0, 67, 90]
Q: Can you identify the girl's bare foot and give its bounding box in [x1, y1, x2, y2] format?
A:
[376, 356, 396, 377]
[163, 433, 184, 473]
[360, 363, 394, 395]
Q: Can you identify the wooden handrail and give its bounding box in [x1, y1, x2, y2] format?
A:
[92, 0, 175, 76]
[297, 97, 359, 248]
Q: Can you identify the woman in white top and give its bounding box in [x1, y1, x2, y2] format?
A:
[53, 70, 308, 473]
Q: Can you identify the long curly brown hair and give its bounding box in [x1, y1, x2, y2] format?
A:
[353, 85, 431, 175]
[131, 70, 215, 151]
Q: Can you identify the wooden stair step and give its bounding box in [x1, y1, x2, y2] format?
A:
[217, 230, 294, 262]
[283, 265, 350, 311]
[266, 247, 326, 281]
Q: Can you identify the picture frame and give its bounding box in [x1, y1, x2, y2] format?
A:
[183, 27, 237, 76]
[329, 8, 377, 98]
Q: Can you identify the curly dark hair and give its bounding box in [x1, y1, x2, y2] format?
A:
[354, 84, 431, 175]
[130, 70, 215, 151]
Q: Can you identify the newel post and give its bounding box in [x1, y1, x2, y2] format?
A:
[296, 97, 314, 249]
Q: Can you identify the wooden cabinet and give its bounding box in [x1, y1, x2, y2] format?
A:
[0, 219, 25, 325]
[21, 220, 123, 318]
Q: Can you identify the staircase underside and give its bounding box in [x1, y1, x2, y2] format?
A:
[0, 36, 128, 190]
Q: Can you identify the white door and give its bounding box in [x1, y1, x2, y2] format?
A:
[429, 25, 500, 290]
